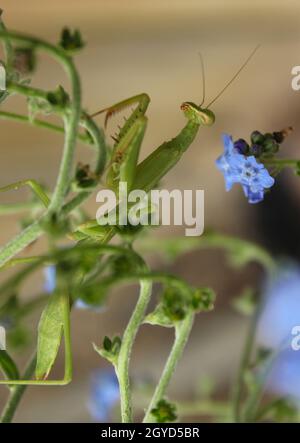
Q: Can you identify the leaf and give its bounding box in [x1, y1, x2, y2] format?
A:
[0, 350, 19, 380]
[103, 336, 112, 351]
[232, 287, 256, 316]
[35, 292, 64, 380]
[151, 399, 177, 423]
[144, 304, 173, 328]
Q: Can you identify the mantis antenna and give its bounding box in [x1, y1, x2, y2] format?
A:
[199, 52, 206, 107]
[206, 44, 260, 108]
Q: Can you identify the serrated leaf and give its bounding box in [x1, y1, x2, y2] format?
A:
[35, 292, 64, 380]
[0, 350, 19, 380]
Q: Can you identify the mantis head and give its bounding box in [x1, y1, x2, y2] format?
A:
[180, 102, 215, 126]
[180, 47, 259, 127]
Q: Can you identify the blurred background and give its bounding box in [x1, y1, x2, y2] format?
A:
[0, 0, 300, 422]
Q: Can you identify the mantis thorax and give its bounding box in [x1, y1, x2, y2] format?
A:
[180, 102, 215, 126]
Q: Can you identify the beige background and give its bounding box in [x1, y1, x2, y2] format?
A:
[0, 0, 300, 422]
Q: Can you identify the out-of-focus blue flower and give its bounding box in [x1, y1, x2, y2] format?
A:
[256, 263, 300, 401]
[257, 263, 300, 349]
[74, 299, 107, 313]
[266, 348, 300, 400]
[44, 266, 56, 293]
[216, 134, 275, 204]
[88, 370, 119, 422]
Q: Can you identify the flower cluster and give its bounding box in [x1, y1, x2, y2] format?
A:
[216, 133, 275, 204]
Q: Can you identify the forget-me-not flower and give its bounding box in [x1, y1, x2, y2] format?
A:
[216, 134, 275, 204]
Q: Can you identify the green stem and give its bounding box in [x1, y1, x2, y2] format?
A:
[264, 158, 299, 167]
[143, 312, 194, 423]
[231, 305, 260, 422]
[139, 232, 275, 273]
[0, 31, 81, 267]
[0, 110, 92, 145]
[116, 278, 152, 423]
[0, 353, 36, 423]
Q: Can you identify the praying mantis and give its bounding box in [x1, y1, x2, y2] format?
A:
[0, 46, 258, 385]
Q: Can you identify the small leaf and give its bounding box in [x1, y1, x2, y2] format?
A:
[59, 28, 85, 52]
[46, 85, 69, 107]
[144, 304, 173, 328]
[93, 335, 122, 366]
[151, 399, 177, 423]
[0, 350, 19, 380]
[232, 287, 256, 316]
[35, 292, 64, 380]
[103, 336, 112, 352]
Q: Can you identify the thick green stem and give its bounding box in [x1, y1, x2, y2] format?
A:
[143, 312, 194, 423]
[116, 278, 152, 423]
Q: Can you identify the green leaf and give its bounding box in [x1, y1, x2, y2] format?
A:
[103, 336, 112, 351]
[59, 28, 85, 52]
[46, 85, 69, 108]
[232, 287, 256, 316]
[0, 350, 19, 380]
[35, 292, 64, 380]
[144, 304, 173, 328]
[151, 399, 177, 423]
[93, 335, 122, 366]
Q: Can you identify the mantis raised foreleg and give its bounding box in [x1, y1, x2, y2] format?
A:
[91, 93, 150, 193]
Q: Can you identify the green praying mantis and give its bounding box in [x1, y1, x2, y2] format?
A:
[0, 46, 258, 385]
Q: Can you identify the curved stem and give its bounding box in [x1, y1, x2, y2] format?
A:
[143, 312, 194, 423]
[0, 31, 81, 267]
[0, 353, 36, 423]
[139, 231, 275, 274]
[116, 278, 152, 423]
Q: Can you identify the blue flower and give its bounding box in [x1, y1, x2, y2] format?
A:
[216, 134, 275, 204]
[257, 263, 300, 349]
[256, 263, 300, 402]
[44, 266, 56, 293]
[88, 370, 119, 422]
[215, 134, 242, 191]
[266, 349, 300, 401]
[75, 299, 107, 313]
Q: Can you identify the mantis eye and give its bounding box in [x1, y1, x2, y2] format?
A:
[180, 102, 215, 126]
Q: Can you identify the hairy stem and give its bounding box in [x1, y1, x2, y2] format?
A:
[116, 278, 152, 423]
[143, 312, 194, 423]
